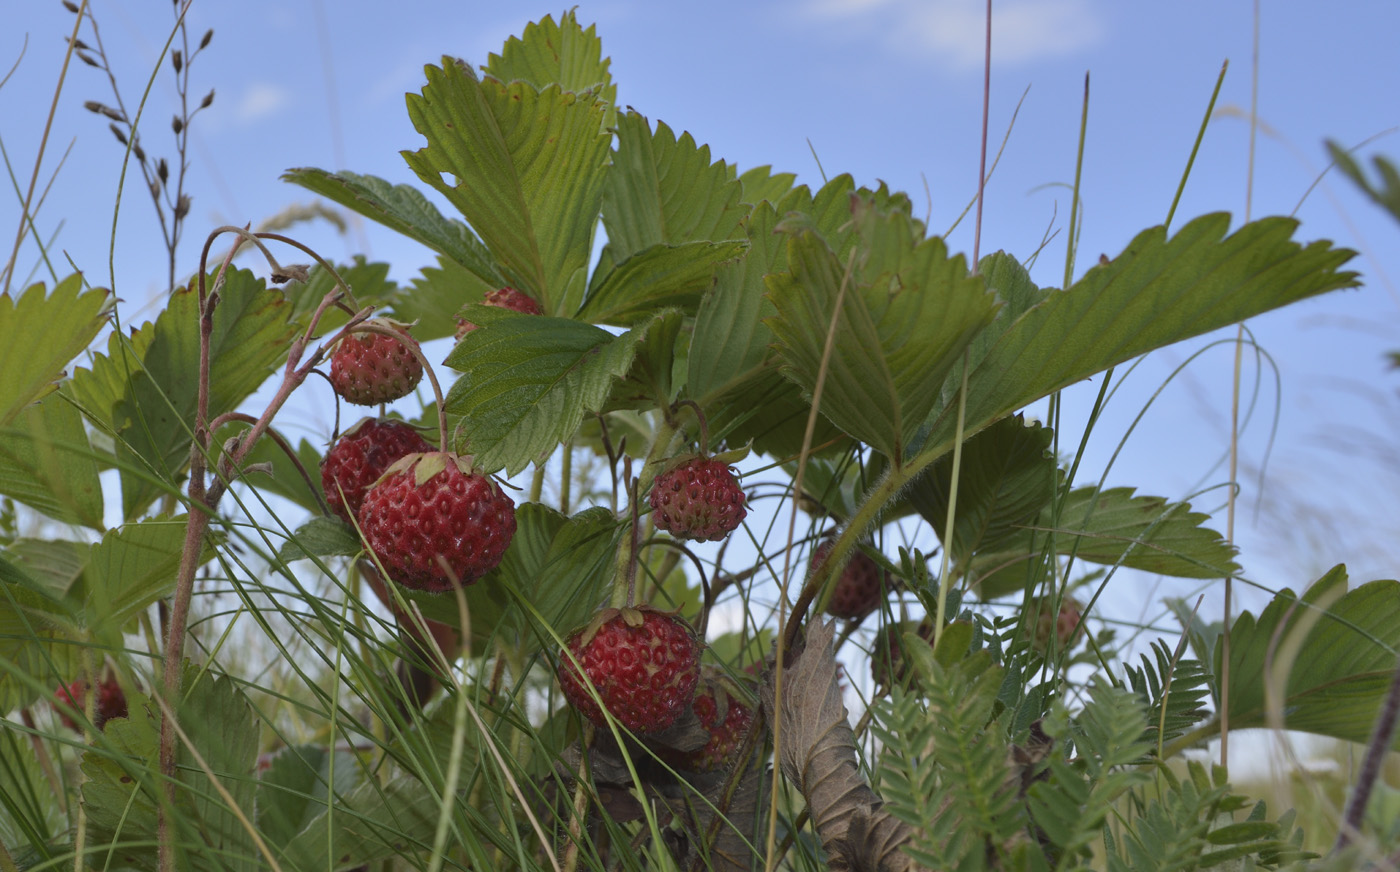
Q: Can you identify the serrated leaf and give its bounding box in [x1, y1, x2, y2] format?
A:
[81, 665, 260, 872]
[766, 215, 997, 464]
[969, 486, 1238, 598]
[1327, 140, 1400, 226]
[280, 771, 439, 871]
[68, 268, 297, 519]
[738, 164, 798, 206]
[0, 392, 104, 528]
[579, 240, 746, 326]
[280, 256, 401, 333]
[278, 516, 361, 563]
[1221, 566, 1400, 746]
[403, 59, 611, 314]
[484, 10, 617, 128]
[77, 515, 207, 638]
[921, 213, 1358, 461]
[601, 112, 747, 263]
[442, 311, 661, 475]
[392, 255, 495, 342]
[225, 425, 325, 516]
[907, 414, 1056, 564]
[0, 275, 110, 428]
[606, 309, 685, 411]
[255, 745, 362, 851]
[0, 550, 79, 711]
[282, 168, 503, 286]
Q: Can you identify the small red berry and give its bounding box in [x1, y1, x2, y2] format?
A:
[679, 677, 754, 772]
[321, 418, 433, 523]
[329, 320, 423, 406]
[649, 457, 747, 542]
[811, 538, 887, 621]
[53, 676, 128, 731]
[357, 452, 516, 592]
[455, 287, 543, 337]
[558, 606, 702, 734]
[1029, 596, 1085, 654]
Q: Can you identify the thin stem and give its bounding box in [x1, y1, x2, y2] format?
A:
[1334, 651, 1400, 853]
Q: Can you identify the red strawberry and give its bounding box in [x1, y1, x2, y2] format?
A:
[455, 287, 543, 337]
[679, 676, 754, 772]
[54, 676, 128, 731]
[558, 606, 702, 734]
[1029, 595, 1085, 654]
[649, 457, 746, 542]
[357, 452, 516, 592]
[329, 320, 423, 406]
[811, 538, 887, 621]
[321, 418, 433, 523]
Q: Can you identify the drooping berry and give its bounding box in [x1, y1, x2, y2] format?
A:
[811, 538, 888, 621]
[53, 676, 128, 731]
[1028, 595, 1085, 655]
[320, 418, 433, 523]
[558, 606, 702, 734]
[455, 287, 543, 337]
[328, 320, 423, 406]
[679, 676, 754, 772]
[649, 457, 747, 542]
[357, 452, 516, 592]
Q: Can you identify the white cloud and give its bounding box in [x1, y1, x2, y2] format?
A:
[802, 0, 1105, 71]
[235, 82, 291, 122]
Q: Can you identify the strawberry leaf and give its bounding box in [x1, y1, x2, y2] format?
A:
[918, 214, 1359, 462]
[601, 112, 747, 263]
[1221, 566, 1400, 746]
[278, 516, 361, 564]
[442, 310, 668, 475]
[280, 256, 402, 333]
[0, 275, 110, 428]
[579, 240, 747, 326]
[0, 393, 104, 528]
[282, 167, 504, 288]
[738, 164, 799, 207]
[392, 255, 495, 341]
[255, 745, 363, 851]
[403, 58, 611, 315]
[484, 9, 617, 128]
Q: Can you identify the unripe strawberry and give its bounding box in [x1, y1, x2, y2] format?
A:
[649, 457, 747, 542]
[810, 538, 887, 621]
[328, 320, 423, 406]
[455, 287, 543, 337]
[53, 676, 128, 731]
[558, 606, 702, 734]
[1028, 596, 1085, 654]
[357, 452, 516, 592]
[320, 418, 432, 523]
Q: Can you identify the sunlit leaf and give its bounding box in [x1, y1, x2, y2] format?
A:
[0, 392, 104, 528]
[578, 240, 747, 326]
[484, 9, 617, 128]
[0, 275, 110, 428]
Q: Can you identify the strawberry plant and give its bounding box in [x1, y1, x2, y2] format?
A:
[3, 8, 1400, 872]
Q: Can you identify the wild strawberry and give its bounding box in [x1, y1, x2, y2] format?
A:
[558, 606, 702, 734]
[455, 287, 543, 337]
[870, 621, 935, 688]
[679, 675, 754, 772]
[320, 418, 433, 523]
[357, 452, 516, 592]
[649, 457, 746, 542]
[811, 538, 887, 621]
[54, 676, 128, 731]
[328, 319, 423, 406]
[1029, 595, 1085, 654]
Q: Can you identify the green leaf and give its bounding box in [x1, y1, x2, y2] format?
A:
[255, 745, 362, 851]
[403, 59, 611, 314]
[76, 515, 204, 637]
[922, 213, 1358, 460]
[907, 415, 1056, 565]
[601, 112, 747, 263]
[738, 164, 798, 207]
[279, 516, 361, 564]
[282, 168, 503, 286]
[0, 392, 104, 528]
[606, 309, 685, 411]
[0, 275, 110, 428]
[484, 9, 617, 127]
[1222, 566, 1400, 745]
[442, 310, 664, 475]
[280, 770, 440, 871]
[969, 486, 1239, 598]
[766, 214, 997, 464]
[223, 425, 325, 516]
[578, 240, 747, 326]
[68, 268, 298, 519]
[0, 550, 79, 712]
[1326, 140, 1400, 226]
[280, 256, 401, 332]
[81, 665, 260, 872]
[392, 255, 495, 342]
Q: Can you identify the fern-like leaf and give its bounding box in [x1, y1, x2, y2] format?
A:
[1123, 640, 1212, 753]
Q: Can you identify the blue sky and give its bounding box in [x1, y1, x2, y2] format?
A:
[4, 0, 1400, 620]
